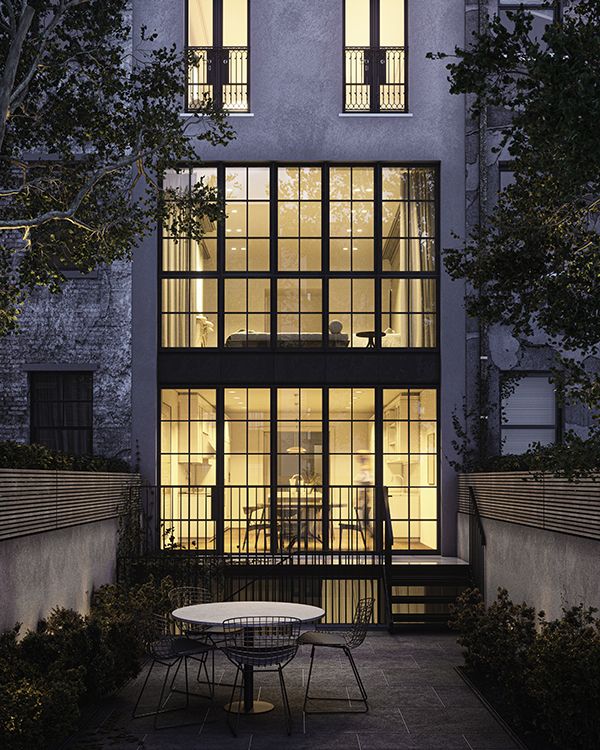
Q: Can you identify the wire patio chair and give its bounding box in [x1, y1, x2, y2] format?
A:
[132, 614, 213, 729]
[221, 616, 301, 736]
[298, 597, 374, 713]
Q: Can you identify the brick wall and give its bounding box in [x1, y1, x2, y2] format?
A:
[0, 261, 132, 462]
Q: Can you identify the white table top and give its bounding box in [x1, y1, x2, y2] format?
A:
[172, 600, 325, 626]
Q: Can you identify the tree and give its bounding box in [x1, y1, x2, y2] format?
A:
[0, 0, 234, 334]
[430, 0, 600, 411]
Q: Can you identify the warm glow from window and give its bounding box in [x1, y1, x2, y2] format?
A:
[188, 0, 213, 46]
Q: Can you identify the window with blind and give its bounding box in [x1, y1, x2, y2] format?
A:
[501, 374, 557, 454]
[30, 372, 93, 456]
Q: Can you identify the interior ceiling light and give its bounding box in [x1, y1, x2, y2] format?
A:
[286, 446, 307, 453]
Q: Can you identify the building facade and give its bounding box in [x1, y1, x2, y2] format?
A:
[131, 0, 466, 559]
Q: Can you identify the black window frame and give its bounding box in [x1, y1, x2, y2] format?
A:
[158, 161, 440, 352]
[157, 384, 441, 555]
[29, 371, 93, 456]
[342, 0, 409, 113]
[185, 0, 250, 113]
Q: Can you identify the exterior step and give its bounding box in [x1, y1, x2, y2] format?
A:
[385, 562, 471, 631]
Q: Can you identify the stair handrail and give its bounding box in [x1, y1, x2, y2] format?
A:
[468, 485, 486, 546]
[380, 486, 394, 630]
[468, 485, 486, 597]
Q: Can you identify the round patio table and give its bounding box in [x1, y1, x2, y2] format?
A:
[172, 600, 324, 714]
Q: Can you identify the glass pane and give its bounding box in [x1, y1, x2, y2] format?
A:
[410, 389, 436, 421]
[380, 0, 405, 47]
[188, 0, 212, 46]
[248, 167, 270, 200]
[382, 168, 409, 200]
[223, 0, 248, 46]
[330, 167, 351, 200]
[345, 0, 370, 46]
[225, 167, 247, 199]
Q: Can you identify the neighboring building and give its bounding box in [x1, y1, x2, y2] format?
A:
[0, 262, 132, 461]
[467, 0, 597, 457]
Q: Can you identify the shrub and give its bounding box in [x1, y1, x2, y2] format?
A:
[0, 577, 173, 750]
[451, 588, 600, 749]
[529, 606, 600, 750]
[0, 441, 131, 473]
[450, 588, 537, 723]
[0, 626, 84, 750]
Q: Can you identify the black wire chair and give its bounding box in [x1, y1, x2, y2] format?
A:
[132, 614, 213, 729]
[221, 616, 301, 736]
[298, 597, 374, 713]
[169, 585, 239, 690]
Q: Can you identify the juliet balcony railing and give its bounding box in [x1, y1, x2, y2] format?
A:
[187, 46, 249, 112]
[344, 46, 407, 112]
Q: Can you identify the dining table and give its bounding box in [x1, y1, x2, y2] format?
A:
[171, 600, 325, 714]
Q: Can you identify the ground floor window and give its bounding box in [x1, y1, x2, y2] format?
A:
[159, 386, 438, 553]
[30, 371, 93, 455]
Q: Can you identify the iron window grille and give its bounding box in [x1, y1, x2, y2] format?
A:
[343, 0, 408, 112]
[30, 371, 93, 455]
[186, 0, 249, 112]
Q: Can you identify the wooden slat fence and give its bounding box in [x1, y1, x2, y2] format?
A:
[0, 469, 139, 541]
[459, 472, 600, 541]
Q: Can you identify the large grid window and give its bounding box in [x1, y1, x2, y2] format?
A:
[30, 372, 93, 455]
[187, 0, 249, 111]
[160, 386, 438, 552]
[160, 163, 438, 349]
[344, 0, 407, 112]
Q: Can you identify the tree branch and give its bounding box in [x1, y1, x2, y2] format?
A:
[0, 2, 34, 151]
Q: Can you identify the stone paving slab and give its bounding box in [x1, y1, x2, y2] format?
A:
[65, 632, 520, 750]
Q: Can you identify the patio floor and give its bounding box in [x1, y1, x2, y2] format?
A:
[65, 632, 520, 750]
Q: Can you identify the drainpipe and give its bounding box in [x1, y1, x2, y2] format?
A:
[477, 0, 490, 465]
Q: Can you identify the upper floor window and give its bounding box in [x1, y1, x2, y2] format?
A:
[187, 0, 249, 112]
[30, 371, 93, 455]
[501, 374, 557, 454]
[344, 0, 407, 112]
[498, 1, 558, 46]
[160, 164, 437, 350]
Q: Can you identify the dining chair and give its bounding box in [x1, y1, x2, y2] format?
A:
[169, 585, 232, 690]
[132, 614, 213, 729]
[221, 616, 301, 736]
[298, 597, 374, 713]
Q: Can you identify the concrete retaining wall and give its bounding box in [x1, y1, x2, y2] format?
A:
[458, 511, 600, 620]
[0, 518, 119, 633]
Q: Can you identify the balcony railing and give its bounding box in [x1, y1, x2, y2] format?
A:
[344, 47, 407, 112]
[157, 484, 434, 562]
[187, 46, 249, 112]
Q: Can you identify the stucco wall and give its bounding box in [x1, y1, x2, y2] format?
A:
[0, 518, 119, 633]
[132, 0, 467, 554]
[457, 511, 600, 620]
[0, 261, 132, 462]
